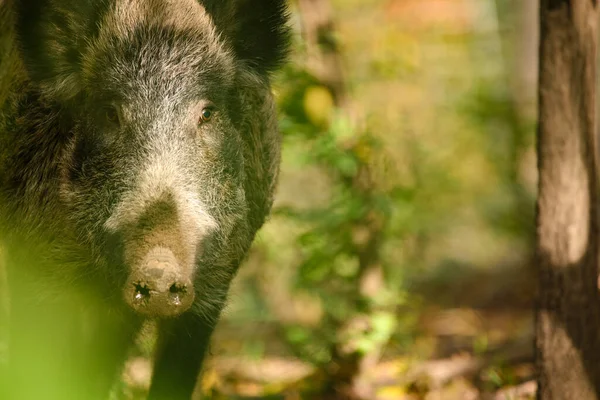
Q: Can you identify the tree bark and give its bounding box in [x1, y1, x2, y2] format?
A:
[536, 1, 600, 399]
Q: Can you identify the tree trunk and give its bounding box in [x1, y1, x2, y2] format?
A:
[536, 1, 600, 399]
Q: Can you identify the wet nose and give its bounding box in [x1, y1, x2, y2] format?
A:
[123, 247, 195, 317]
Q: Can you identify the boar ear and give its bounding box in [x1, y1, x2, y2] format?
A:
[13, 0, 106, 100]
[200, 0, 291, 75]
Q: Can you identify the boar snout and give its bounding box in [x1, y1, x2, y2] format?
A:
[124, 247, 195, 317]
[106, 172, 215, 317]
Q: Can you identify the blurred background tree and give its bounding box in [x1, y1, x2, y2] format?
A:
[535, 1, 600, 398]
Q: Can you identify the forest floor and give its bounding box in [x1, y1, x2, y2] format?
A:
[120, 262, 536, 400]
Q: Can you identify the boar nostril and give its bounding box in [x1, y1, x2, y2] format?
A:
[169, 283, 185, 294]
[169, 283, 187, 306]
[134, 283, 151, 301]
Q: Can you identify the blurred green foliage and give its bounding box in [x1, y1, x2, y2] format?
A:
[221, 0, 537, 376]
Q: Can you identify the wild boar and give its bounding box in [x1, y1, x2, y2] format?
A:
[0, 0, 290, 398]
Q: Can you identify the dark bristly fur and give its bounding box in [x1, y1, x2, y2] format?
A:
[201, 0, 291, 74]
[0, 1, 290, 399]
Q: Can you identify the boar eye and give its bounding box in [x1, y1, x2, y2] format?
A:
[198, 107, 214, 124]
[105, 105, 121, 127]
